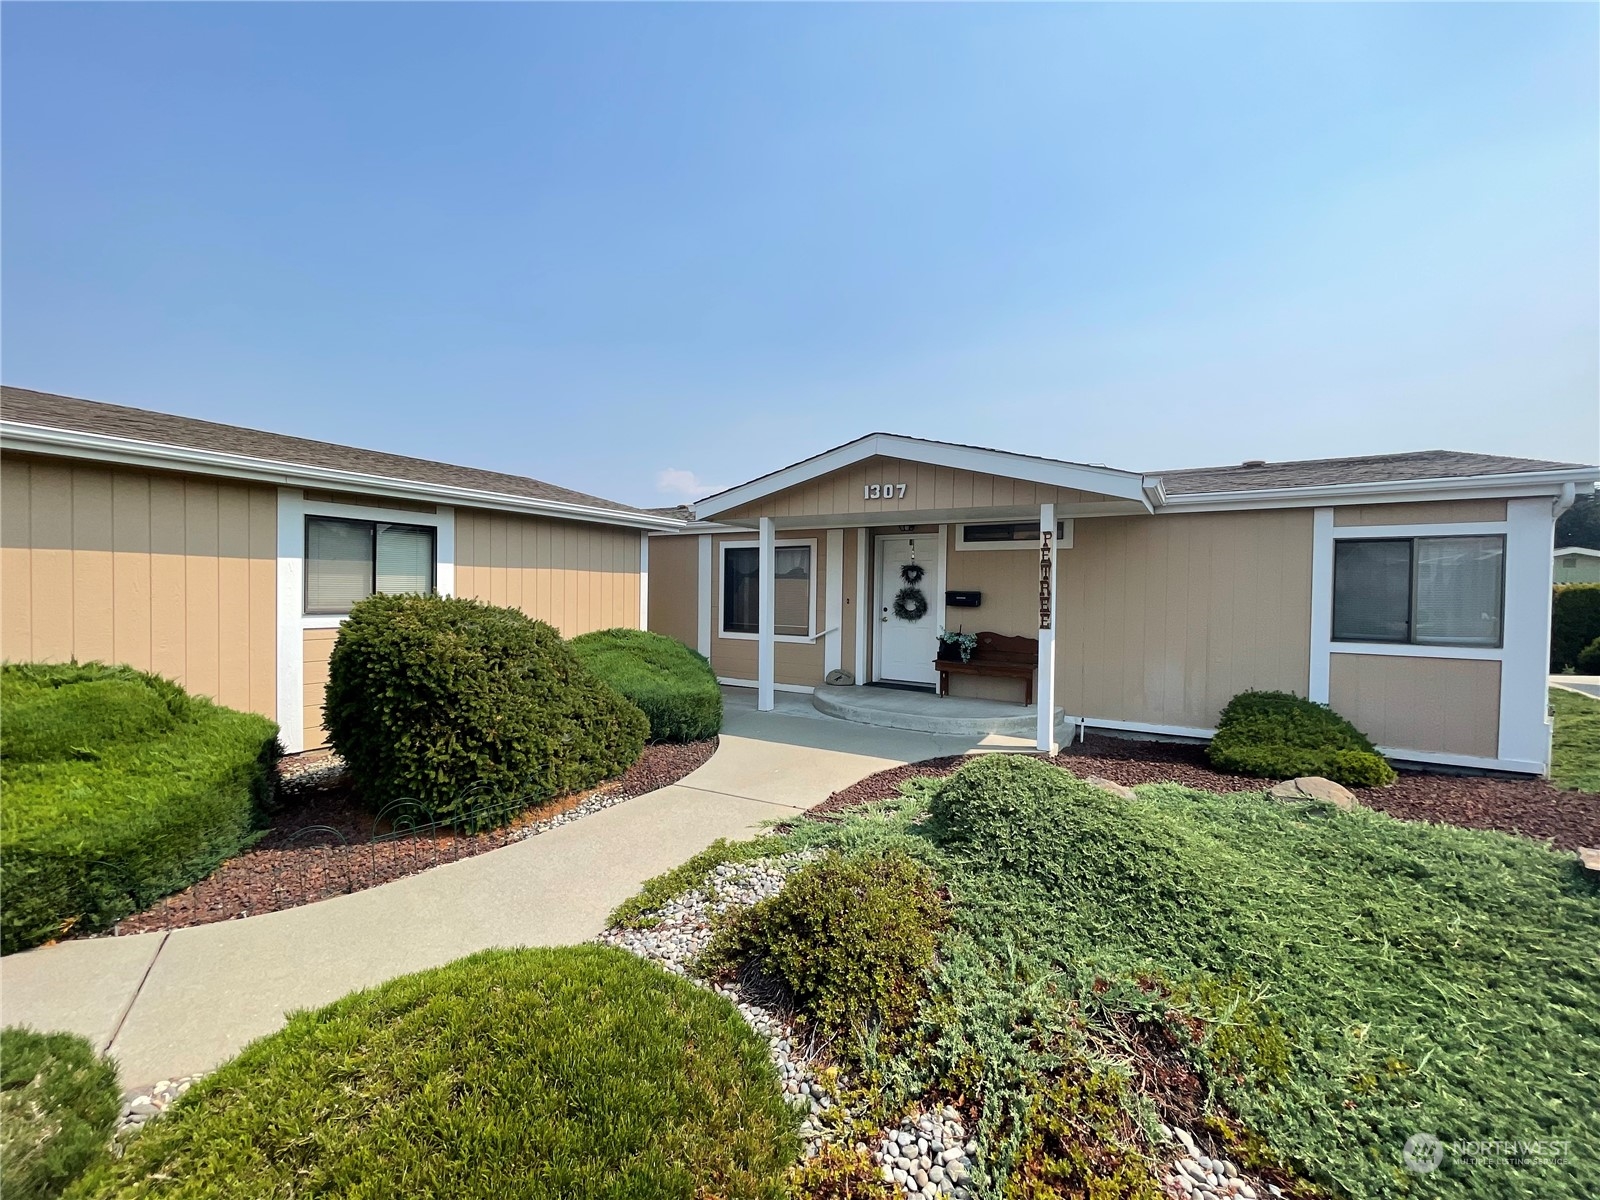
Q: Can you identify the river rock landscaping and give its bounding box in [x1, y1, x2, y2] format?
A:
[604, 750, 1598, 1200]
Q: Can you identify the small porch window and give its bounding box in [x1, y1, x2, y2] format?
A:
[721, 542, 815, 639]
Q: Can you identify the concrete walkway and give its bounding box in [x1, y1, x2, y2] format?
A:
[1552, 674, 1600, 701]
[0, 689, 1013, 1088]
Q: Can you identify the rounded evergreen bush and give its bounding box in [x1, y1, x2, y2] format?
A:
[927, 754, 1205, 915]
[70, 946, 797, 1200]
[700, 850, 944, 1063]
[1, 664, 278, 954]
[568, 628, 722, 742]
[324, 594, 648, 826]
[1206, 690, 1396, 787]
[1, 1027, 120, 1200]
[1577, 636, 1600, 675]
[1551, 583, 1600, 672]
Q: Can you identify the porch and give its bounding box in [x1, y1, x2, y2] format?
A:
[811, 682, 1069, 740]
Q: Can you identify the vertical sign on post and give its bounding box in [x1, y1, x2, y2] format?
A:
[1036, 504, 1057, 754]
[1038, 532, 1053, 629]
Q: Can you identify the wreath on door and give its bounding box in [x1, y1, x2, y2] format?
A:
[893, 586, 930, 622]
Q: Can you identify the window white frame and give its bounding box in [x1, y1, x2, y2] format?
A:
[1331, 533, 1506, 649]
[718, 537, 818, 642]
[954, 519, 1074, 550]
[304, 515, 438, 617]
[295, 497, 455, 630]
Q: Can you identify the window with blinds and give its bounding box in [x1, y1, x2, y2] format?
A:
[1331, 534, 1504, 648]
[305, 517, 436, 615]
[720, 543, 813, 638]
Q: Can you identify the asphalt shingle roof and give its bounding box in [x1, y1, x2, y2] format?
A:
[1157, 450, 1590, 496]
[1, 386, 654, 516]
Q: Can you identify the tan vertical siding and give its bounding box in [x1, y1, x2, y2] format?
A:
[708, 529, 826, 686]
[302, 627, 339, 749]
[1333, 499, 1506, 527]
[646, 534, 699, 648]
[0, 453, 278, 721]
[454, 507, 641, 636]
[1055, 509, 1314, 729]
[1328, 654, 1500, 758]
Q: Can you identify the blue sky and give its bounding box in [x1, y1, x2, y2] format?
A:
[3, 3, 1595, 506]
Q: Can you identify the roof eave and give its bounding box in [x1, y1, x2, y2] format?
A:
[1156, 466, 1600, 512]
[695, 432, 1153, 518]
[0, 421, 684, 531]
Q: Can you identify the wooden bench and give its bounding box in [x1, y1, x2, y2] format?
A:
[934, 632, 1038, 706]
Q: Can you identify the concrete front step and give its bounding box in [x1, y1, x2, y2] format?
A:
[811, 682, 1066, 738]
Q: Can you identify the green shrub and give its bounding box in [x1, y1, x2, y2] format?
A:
[1577, 637, 1600, 675]
[700, 850, 945, 1062]
[1551, 583, 1600, 672]
[70, 946, 796, 1200]
[569, 628, 722, 742]
[1, 1027, 120, 1200]
[323, 595, 648, 825]
[1206, 690, 1396, 786]
[928, 754, 1206, 924]
[1, 664, 278, 955]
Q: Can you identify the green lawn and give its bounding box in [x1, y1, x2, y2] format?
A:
[1550, 686, 1600, 792]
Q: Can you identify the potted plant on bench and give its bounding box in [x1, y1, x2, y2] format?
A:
[937, 628, 978, 663]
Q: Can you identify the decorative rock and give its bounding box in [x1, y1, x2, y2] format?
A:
[1268, 776, 1357, 810]
[1579, 847, 1600, 875]
[1083, 775, 1138, 802]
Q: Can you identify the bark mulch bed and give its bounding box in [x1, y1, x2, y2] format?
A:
[110, 738, 718, 936]
[805, 733, 1600, 852]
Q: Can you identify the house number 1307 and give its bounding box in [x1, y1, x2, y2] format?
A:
[864, 483, 907, 499]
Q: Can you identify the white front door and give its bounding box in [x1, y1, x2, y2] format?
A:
[875, 533, 940, 686]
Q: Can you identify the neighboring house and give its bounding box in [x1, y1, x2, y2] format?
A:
[648, 433, 1599, 774]
[1554, 546, 1600, 584]
[0, 386, 682, 751]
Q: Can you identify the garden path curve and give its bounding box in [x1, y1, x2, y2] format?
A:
[0, 690, 1018, 1088]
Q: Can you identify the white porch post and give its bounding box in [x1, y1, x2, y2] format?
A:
[758, 516, 776, 711]
[1036, 502, 1058, 754]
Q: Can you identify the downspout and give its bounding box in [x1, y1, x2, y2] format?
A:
[1553, 481, 1577, 518]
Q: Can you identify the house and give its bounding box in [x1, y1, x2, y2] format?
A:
[647, 434, 1598, 774]
[0, 386, 682, 751]
[1554, 546, 1600, 584]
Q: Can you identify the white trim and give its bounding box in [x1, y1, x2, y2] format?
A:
[638, 532, 649, 630]
[300, 498, 455, 624]
[1158, 469, 1595, 514]
[694, 432, 1153, 518]
[1329, 642, 1504, 661]
[1328, 520, 1507, 539]
[1498, 498, 1558, 770]
[696, 535, 713, 657]
[1554, 546, 1600, 559]
[1036, 503, 1058, 754]
[434, 506, 455, 598]
[824, 529, 844, 676]
[757, 517, 776, 712]
[854, 530, 869, 684]
[276, 488, 307, 753]
[717, 677, 816, 695]
[934, 525, 948, 650]
[1310, 497, 1559, 772]
[1083, 717, 1217, 740]
[1308, 507, 1334, 702]
[717, 537, 820, 643]
[954, 518, 1075, 551]
[0, 420, 683, 531]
